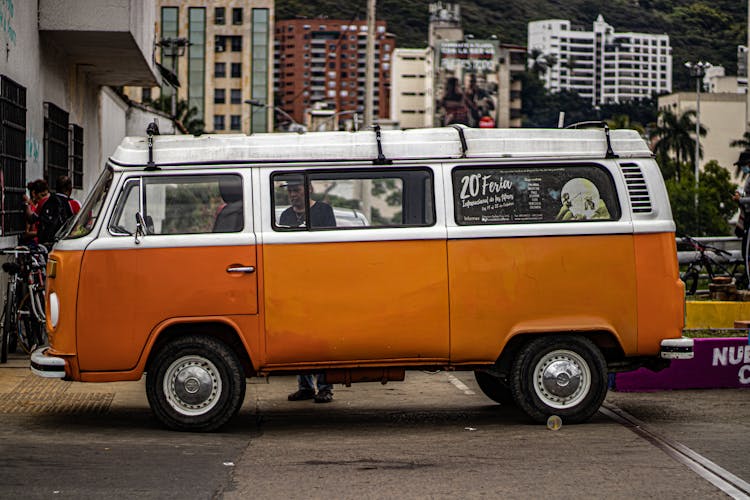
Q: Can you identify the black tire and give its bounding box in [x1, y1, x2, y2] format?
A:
[474, 370, 514, 405]
[681, 269, 699, 295]
[736, 271, 748, 291]
[510, 335, 607, 424]
[146, 335, 246, 432]
[17, 294, 42, 353]
[1, 283, 17, 362]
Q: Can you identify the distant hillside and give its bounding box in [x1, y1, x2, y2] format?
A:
[276, 0, 747, 90]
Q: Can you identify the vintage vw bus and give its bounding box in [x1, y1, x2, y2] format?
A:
[31, 126, 692, 431]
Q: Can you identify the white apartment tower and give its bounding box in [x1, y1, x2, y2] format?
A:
[528, 15, 672, 105]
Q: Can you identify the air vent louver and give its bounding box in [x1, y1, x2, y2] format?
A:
[621, 163, 652, 213]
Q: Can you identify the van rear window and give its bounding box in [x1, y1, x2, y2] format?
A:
[452, 164, 621, 225]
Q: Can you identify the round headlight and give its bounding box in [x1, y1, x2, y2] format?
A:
[49, 292, 60, 328]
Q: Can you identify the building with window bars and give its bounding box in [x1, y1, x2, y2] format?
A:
[274, 19, 395, 126]
[125, 1, 274, 134]
[0, 1, 161, 242]
[527, 15, 672, 105]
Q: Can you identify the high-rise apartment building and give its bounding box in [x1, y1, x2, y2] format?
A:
[274, 19, 395, 125]
[390, 48, 431, 129]
[126, 1, 274, 134]
[528, 15, 672, 105]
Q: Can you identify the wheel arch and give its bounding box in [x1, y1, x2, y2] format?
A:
[495, 330, 625, 376]
[144, 319, 256, 378]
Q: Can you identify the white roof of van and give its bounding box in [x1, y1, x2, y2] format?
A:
[110, 126, 653, 167]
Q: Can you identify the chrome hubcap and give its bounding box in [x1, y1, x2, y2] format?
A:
[533, 350, 590, 409]
[163, 356, 222, 416]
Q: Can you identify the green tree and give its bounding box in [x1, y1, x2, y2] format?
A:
[147, 95, 205, 136]
[606, 114, 644, 136]
[729, 131, 750, 177]
[649, 109, 706, 179]
[666, 160, 737, 236]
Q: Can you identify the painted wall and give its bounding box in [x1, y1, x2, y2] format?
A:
[0, 1, 155, 245]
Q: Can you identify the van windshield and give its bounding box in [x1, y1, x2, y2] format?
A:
[63, 167, 114, 240]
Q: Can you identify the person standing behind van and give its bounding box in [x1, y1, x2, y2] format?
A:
[20, 181, 42, 245]
[55, 175, 81, 216]
[280, 180, 336, 403]
[24, 178, 74, 249]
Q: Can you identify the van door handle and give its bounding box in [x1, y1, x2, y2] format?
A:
[226, 265, 255, 274]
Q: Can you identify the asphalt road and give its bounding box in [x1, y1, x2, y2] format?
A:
[0, 356, 747, 499]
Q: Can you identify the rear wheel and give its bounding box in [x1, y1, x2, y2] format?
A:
[510, 335, 607, 424]
[474, 370, 514, 405]
[146, 335, 246, 432]
[681, 269, 699, 295]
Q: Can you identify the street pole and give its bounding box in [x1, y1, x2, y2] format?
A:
[364, 0, 376, 128]
[685, 61, 711, 218]
[694, 72, 700, 200]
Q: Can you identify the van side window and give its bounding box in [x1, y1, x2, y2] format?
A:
[108, 175, 244, 235]
[271, 169, 434, 230]
[452, 164, 621, 225]
[109, 178, 140, 235]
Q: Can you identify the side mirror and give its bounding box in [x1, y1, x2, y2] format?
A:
[135, 212, 146, 245]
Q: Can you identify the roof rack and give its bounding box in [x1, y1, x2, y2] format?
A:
[145, 120, 160, 171]
[564, 121, 619, 159]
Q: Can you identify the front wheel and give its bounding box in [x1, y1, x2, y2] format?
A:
[17, 293, 44, 353]
[146, 335, 246, 432]
[510, 335, 607, 424]
[1, 283, 17, 362]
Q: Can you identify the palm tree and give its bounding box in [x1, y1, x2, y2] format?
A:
[146, 95, 205, 135]
[730, 131, 750, 149]
[730, 131, 750, 178]
[649, 109, 706, 179]
[528, 49, 557, 76]
[606, 113, 645, 136]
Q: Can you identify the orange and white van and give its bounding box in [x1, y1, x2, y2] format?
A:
[31, 125, 691, 431]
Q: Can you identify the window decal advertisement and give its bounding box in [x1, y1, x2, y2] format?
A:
[452, 165, 620, 225]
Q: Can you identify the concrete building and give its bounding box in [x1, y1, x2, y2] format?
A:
[659, 92, 746, 181]
[391, 48, 430, 129]
[390, 2, 524, 129]
[126, 1, 275, 134]
[274, 19, 395, 126]
[528, 15, 672, 105]
[0, 0, 160, 244]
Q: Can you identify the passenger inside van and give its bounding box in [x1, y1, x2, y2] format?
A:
[212, 176, 244, 232]
[278, 179, 336, 228]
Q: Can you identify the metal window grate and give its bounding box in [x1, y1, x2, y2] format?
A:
[0, 76, 27, 236]
[44, 102, 69, 191]
[620, 163, 652, 213]
[69, 124, 83, 189]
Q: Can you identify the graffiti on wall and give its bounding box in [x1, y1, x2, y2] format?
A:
[0, 0, 15, 46]
[25, 126, 41, 169]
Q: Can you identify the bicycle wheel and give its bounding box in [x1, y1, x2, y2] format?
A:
[1, 282, 17, 363]
[681, 268, 699, 295]
[16, 293, 42, 354]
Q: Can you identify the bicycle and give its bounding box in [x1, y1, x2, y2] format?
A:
[679, 236, 747, 295]
[0, 245, 48, 363]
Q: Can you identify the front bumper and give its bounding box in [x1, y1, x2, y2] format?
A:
[660, 337, 694, 360]
[30, 347, 66, 378]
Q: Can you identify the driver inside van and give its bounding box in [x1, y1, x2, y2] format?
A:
[279, 179, 336, 228]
